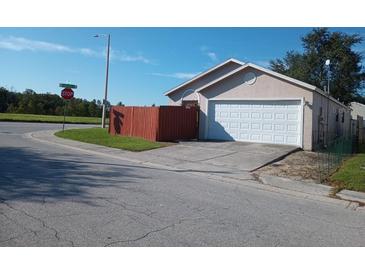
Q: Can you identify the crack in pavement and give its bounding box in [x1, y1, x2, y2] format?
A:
[102, 198, 159, 227]
[0, 231, 35, 245]
[104, 224, 173, 247]
[0, 211, 39, 238]
[104, 217, 205, 247]
[103, 198, 157, 218]
[0, 199, 75, 246]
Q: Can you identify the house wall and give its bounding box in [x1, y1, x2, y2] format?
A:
[168, 61, 242, 105]
[351, 102, 365, 123]
[312, 92, 351, 148]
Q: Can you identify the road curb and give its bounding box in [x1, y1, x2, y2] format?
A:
[260, 175, 332, 196]
[24, 130, 179, 172]
[25, 129, 365, 212]
[337, 190, 365, 205]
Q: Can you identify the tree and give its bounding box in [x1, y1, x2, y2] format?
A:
[0, 87, 10, 112]
[0, 86, 103, 117]
[270, 28, 365, 104]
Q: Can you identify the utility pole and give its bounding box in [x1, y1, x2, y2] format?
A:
[94, 34, 111, 128]
[325, 59, 331, 148]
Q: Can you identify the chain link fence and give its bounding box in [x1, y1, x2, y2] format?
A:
[317, 135, 356, 183]
[315, 119, 364, 183]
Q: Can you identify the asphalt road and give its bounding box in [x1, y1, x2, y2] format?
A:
[1, 122, 365, 246]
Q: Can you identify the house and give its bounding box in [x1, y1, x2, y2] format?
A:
[351, 102, 365, 124]
[165, 58, 351, 150]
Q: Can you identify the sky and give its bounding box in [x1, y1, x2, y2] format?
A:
[0, 27, 364, 106]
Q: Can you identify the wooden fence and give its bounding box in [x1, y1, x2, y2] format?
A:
[109, 106, 198, 142]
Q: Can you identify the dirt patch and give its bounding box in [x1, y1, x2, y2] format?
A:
[254, 150, 320, 183]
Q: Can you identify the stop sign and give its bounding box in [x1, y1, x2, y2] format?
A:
[61, 88, 74, 100]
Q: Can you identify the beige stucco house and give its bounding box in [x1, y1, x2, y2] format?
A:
[165, 58, 351, 150]
[351, 102, 365, 122]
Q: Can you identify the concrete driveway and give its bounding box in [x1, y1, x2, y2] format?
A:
[139, 140, 298, 172]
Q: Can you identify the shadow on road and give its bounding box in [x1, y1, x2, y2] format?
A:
[0, 147, 149, 205]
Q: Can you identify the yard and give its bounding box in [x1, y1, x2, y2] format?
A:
[329, 152, 365, 192]
[254, 145, 365, 193]
[55, 128, 167, 152]
[0, 113, 101, 124]
[254, 150, 320, 183]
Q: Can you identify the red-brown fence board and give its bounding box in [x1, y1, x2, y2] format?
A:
[158, 106, 198, 141]
[109, 106, 198, 142]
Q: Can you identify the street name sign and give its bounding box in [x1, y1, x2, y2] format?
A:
[59, 83, 77, 89]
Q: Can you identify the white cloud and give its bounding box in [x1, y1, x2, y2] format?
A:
[149, 72, 198, 80]
[206, 52, 218, 61]
[200, 46, 218, 62]
[79, 47, 99, 56]
[0, 36, 73, 52]
[110, 49, 151, 64]
[0, 36, 152, 64]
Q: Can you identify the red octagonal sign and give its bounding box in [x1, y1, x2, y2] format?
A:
[61, 88, 74, 100]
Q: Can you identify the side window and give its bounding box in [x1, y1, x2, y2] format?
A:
[335, 109, 339, 122]
[341, 112, 345, 123]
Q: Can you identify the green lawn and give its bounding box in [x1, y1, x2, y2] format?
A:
[0, 113, 101, 124]
[55, 128, 166, 152]
[330, 153, 365, 192]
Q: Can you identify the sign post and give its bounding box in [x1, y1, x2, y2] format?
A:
[63, 99, 67, 131]
[60, 84, 77, 131]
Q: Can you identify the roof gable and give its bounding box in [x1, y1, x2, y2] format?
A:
[164, 58, 244, 96]
[195, 62, 317, 93]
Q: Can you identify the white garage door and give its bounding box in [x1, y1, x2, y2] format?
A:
[207, 100, 302, 146]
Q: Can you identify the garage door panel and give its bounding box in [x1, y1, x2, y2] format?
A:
[287, 113, 298, 120]
[208, 100, 301, 146]
[251, 112, 261, 119]
[220, 111, 229, 118]
[262, 134, 273, 142]
[230, 122, 239, 128]
[274, 113, 285, 120]
[239, 132, 249, 140]
[251, 123, 261, 130]
[262, 123, 273, 130]
[287, 135, 299, 144]
[240, 122, 249, 129]
[250, 134, 261, 141]
[230, 112, 239, 118]
[287, 124, 298, 131]
[263, 113, 273, 119]
[240, 112, 250, 118]
[273, 135, 285, 143]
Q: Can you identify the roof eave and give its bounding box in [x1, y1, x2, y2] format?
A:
[163, 58, 244, 96]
